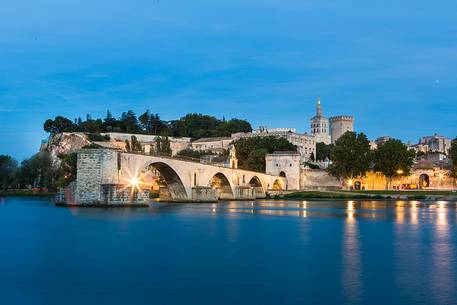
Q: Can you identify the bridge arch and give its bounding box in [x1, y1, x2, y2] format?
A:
[272, 179, 283, 190]
[146, 161, 188, 200]
[248, 176, 263, 188]
[208, 172, 234, 200]
[249, 175, 266, 198]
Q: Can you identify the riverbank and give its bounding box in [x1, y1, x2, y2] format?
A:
[280, 190, 457, 201]
[0, 190, 55, 197]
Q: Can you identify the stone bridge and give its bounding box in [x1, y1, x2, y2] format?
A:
[74, 149, 287, 205]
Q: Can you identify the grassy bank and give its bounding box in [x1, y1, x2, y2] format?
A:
[279, 190, 457, 200]
[340, 190, 457, 196]
[0, 190, 56, 197]
[281, 191, 381, 200]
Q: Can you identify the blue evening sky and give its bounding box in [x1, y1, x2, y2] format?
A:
[1, 0, 456, 160]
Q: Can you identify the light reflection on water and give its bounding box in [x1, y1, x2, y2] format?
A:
[342, 201, 362, 304]
[1, 197, 457, 305]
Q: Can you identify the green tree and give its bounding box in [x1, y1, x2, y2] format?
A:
[449, 138, 457, 178]
[18, 152, 58, 190]
[169, 113, 251, 138]
[233, 136, 297, 172]
[216, 119, 252, 136]
[327, 132, 372, 184]
[373, 139, 416, 189]
[154, 136, 172, 156]
[120, 110, 139, 133]
[56, 153, 78, 187]
[43, 116, 75, 134]
[0, 155, 18, 189]
[170, 113, 219, 138]
[103, 110, 117, 132]
[316, 142, 334, 161]
[139, 110, 152, 133]
[177, 148, 202, 159]
[131, 136, 143, 152]
[125, 139, 131, 152]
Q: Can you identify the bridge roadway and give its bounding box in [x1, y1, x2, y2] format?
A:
[74, 149, 288, 205]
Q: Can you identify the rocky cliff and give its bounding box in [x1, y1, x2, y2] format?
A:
[41, 133, 90, 158]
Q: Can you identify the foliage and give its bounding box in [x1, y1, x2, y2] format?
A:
[43, 116, 75, 134]
[82, 143, 102, 149]
[138, 111, 169, 135]
[310, 152, 315, 162]
[233, 136, 297, 172]
[154, 137, 172, 156]
[372, 139, 416, 184]
[124, 140, 131, 152]
[130, 136, 143, 152]
[327, 132, 372, 180]
[56, 153, 78, 187]
[17, 151, 59, 190]
[449, 138, 457, 178]
[304, 162, 320, 169]
[87, 133, 110, 142]
[316, 142, 334, 161]
[43, 111, 252, 138]
[216, 119, 252, 137]
[177, 148, 202, 159]
[0, 155, 18, 189]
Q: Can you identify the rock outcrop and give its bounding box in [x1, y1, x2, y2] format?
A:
[41, 133, 90, 159]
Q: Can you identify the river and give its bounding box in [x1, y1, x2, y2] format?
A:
[1, 197, 456, 305]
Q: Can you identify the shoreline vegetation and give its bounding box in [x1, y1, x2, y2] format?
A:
[0, 190, 56, 197]
[280, 190, 457, 201]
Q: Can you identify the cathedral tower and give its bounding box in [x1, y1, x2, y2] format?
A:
[310, 97, 331, 144]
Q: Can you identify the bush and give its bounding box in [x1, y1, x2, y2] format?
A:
[88, 133, 110, 142]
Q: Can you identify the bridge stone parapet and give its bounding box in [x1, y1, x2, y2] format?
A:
[74, 149, 287, 205]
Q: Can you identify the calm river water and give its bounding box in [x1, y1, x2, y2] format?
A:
[1, 197, 457, 305]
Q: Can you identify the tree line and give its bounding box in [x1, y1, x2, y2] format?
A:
[43, 111, 252, 139]
[0, 152, 77, 191]
[325, 131, 455, 189]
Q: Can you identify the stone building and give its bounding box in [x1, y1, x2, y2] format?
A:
[310, 97, 331, 144]
[191, 137, 233, 153]
[265, 152, 301, 190]
[375, 136, 393, 146]
[232, 128, 316, 162]
[418, 134, 452, 154]
[310, 97, 354, 144]
[329, 115, 354, 144]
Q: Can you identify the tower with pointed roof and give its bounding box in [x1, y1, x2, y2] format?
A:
[310, 97, 331, 144]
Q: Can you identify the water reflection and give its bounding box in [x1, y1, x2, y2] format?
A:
[342, 201, 362, 303]
[198, 200, 457, 222]
[431, 201, 454, 304]
[3, 197, 457, 305]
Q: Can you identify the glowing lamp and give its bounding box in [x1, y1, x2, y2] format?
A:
[129, 177, 140, 188]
